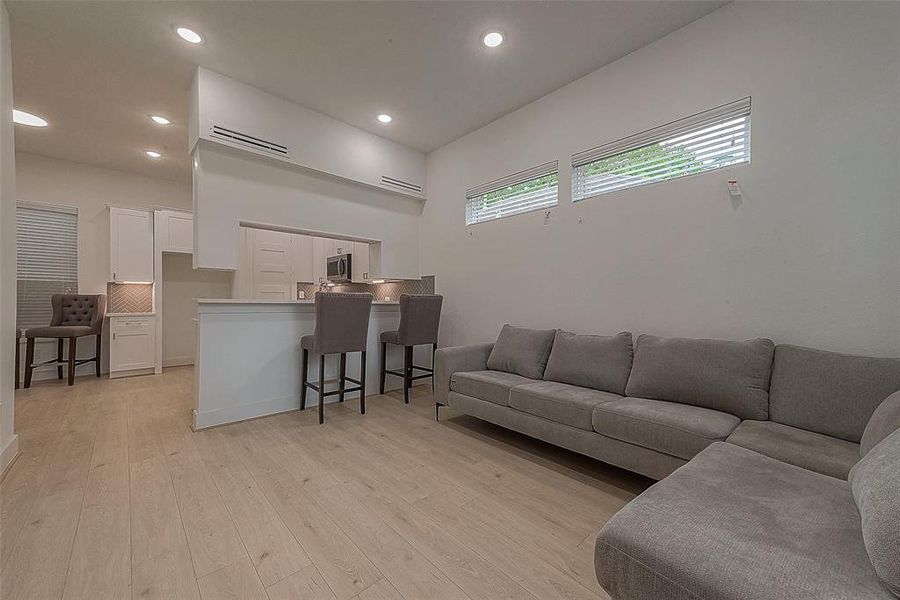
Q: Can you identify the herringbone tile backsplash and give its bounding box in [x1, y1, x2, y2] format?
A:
[107, 283, 153, 313]
[297, 275, 435, 302]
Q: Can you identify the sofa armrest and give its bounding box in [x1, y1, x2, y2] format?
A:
[433, 343, 494, 406]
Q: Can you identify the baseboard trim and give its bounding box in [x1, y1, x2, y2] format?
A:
[163, 357, 194, 368]
[0, 435, 20, 482]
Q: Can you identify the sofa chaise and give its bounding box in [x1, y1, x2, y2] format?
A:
[433, 325, 900, 599]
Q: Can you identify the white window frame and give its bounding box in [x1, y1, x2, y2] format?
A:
[571, 97, 751, 202]
[16, 201, 79, 331]
[465, 161, 559, 226]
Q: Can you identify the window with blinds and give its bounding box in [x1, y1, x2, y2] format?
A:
[572, 97, 751, 201]
[465, 161, 558, 225]
[16, 203, 79, 330]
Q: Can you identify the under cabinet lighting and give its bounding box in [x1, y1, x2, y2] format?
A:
[371, 279, 386, 284]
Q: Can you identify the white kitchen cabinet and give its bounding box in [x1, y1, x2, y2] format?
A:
[351, 241, 371, 283]
[290, 234, 315, 284]
[156, 210, 193, 253]
[109, 315, 156, 378]
[109, 206, 153, 282]
[250, 229, 292, 299]
[312, 237, 333, 284]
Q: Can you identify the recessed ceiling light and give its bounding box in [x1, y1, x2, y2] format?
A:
[12, 109, 48, 127]
[145, 150, 162, 159]
[176, 26, 203, 44]
[150, 115, 170, 125]
[482, 31, 504, 48]
[377, 114, 392, 124]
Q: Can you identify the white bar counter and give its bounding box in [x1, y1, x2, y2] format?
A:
[193, 298, 428, 429]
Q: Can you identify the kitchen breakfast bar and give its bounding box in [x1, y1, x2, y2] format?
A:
[192, 298, 430, 429]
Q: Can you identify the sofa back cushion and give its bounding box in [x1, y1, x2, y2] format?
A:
[486, 325, 556, 380]
[543, 331, 633, 395]
[769, 345, 900, 443]
[860, 391, 900, 457]
[849, 427, 900, 597]
[624, 335, 774, 420]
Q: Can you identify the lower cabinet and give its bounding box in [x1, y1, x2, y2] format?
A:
[109, 316, 156, 378]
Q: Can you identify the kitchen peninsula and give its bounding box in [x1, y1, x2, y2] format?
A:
[192, 298, 432, 429]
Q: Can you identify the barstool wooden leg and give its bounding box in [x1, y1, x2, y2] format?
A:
[57, 339, 64, 379]
[403, 345, 413, 404]
[300, 349, 309, 410]
[432, 342, 437, 388]
[338, 353, 346, 402]
[67, 337, 77, 386]
[379, 342, 386, 394]
[318, 355, 325, 425]
[359, 351, 367, 415]
[95, 333, 102, 377]
[24, 338, 35, 389]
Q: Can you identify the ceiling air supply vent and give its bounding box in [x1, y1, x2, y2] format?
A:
[381, 175, 422, 195]
[209, 124, 289, 158]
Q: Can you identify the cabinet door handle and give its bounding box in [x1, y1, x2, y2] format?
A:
[113, 332, 116, 340]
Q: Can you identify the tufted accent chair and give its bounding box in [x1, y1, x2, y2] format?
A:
[24, 294, 107, 387]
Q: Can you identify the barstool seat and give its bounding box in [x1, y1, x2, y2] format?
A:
[300, 292, 373, 424]
[379, 294, 443, 404]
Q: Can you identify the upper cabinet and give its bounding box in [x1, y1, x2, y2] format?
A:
[155, 210, 193, 254]
[290, 234, 314, 285]
[351, 242, 370, 283]
[109, 206, 153, 282]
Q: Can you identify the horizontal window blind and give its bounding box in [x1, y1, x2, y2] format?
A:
[16, 203, 78, 330]
[572, 97, 750, 201]
[466, 161, 558, 225]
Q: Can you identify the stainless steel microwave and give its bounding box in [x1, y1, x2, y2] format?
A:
[326, 253, 352, 283]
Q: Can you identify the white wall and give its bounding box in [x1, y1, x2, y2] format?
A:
[15, 153, 191, 375]
[160, 252, 231, 367]
[0, 0, 19, 473]
[193, 142, 423, 279]
[422, 1, 900, 357]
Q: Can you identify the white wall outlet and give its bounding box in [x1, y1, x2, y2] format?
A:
[727, 180, 742, 198]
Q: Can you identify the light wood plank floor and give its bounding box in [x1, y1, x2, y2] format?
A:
[1, 367, 651, 600]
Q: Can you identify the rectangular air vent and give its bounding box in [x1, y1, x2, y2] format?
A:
[209, 124, 289, 158]
[381, 175, 422, 195]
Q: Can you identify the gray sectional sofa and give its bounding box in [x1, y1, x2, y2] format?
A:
[433, 325, 900, 600]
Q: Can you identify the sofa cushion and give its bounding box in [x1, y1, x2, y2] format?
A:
[591, 397, 739, 460]
[726, 420, 859, 479]
[595, 442, 892, 600]
[508, 381, 620, 431]
[486, 325, 556, 379]
[861, 391, 900, 457]
[542, 330, 633, 395]
[624, 335, 774, 420]
[769, 345, 900, 443]
[850, 428, 900, 597]
[449, 370, 535, 407]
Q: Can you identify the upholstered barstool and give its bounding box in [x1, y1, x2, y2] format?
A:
[24, 294, 107, 387]
[300, 292, 373, 424]
[379, 294, 443, 404]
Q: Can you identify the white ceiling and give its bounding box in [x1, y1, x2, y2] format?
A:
[7, 1, 727, 183]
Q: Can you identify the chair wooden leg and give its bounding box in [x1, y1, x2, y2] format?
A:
[57, 339, 64, 379]
[300, 349, 309, 410]
[403, 345, 412, 404]
[379, 342, 386, 394]
[359, 350, 367, 415]
[318, 355, 325, 425]
[67, 337, 77, 386]
[95, 333, 102, 377]
[338, 353, 346, 403]
[15, 332, 20, 390]
[24, 338, 35, 389]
